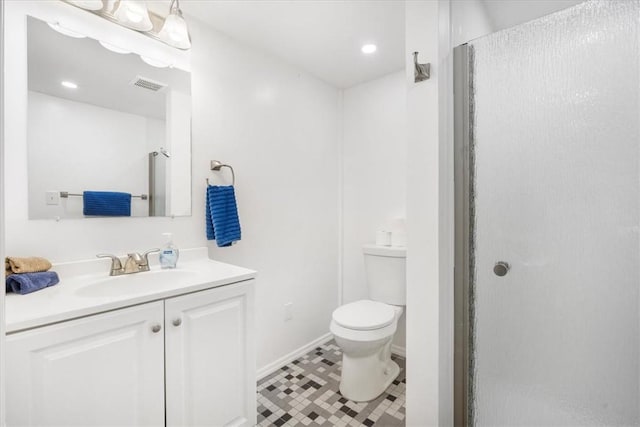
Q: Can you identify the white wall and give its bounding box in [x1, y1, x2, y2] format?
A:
[405, 0, 453, 425]
[27, 91, 155, 219]
[5, 1, 340, 373]
[189, 18, 341, 370]
[0, 1, 5, 423]
[342, 71, 407, 350]
[402, 0, 493, 423]
[165, 89, 191, 217]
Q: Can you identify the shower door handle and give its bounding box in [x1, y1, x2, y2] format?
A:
[494, 261, 510, 277]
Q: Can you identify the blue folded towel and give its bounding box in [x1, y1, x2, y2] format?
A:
[6, 271, 60, 295]
[206, 185, 241, 247]
[83, 191, 131, 216]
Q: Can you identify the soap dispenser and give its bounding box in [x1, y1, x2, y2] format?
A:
[159, 232, 179, 269]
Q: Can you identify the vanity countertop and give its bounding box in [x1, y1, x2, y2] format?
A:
[5, 248, 256, 333]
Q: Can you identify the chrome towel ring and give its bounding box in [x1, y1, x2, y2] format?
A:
[207, 160, 235, 186]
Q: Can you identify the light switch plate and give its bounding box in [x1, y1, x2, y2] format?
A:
[46, 191, 60, 205]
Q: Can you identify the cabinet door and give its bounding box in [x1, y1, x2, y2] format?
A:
[165, 280, 256, 427]
[6, 301, 165, 427]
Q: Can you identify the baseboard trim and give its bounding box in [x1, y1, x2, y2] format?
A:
[257, 332, 334, 381]
[391, 344, 406, 358]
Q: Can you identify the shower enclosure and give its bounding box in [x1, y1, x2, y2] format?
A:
[454, 1, 639, 425]
[149, 150, 169, 216]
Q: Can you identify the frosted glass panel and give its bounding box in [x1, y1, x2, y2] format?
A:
[470, 1, 640, 425]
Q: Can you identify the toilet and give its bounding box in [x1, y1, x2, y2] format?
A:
[330, 244, 406, 402]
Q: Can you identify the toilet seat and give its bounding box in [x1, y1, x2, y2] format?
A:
[332, 300, 396, 331]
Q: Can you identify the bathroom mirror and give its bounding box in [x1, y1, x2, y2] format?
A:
[26, 16, 192, 219]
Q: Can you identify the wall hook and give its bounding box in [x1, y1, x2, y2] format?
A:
[413, 51, 430, 83]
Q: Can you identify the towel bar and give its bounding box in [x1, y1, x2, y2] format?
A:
[207, 160, 235, 186]
[60, 192, 148, 200]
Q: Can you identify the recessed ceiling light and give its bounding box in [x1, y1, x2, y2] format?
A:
[361, 44, 377, 54]
[61, 81, 78, 89]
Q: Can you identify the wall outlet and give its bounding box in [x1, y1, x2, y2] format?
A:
[45, 191, 60, 206]
[284, 302, 293, 321]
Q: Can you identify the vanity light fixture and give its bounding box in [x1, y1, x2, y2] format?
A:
[361, 43, 377, 54]
[113, 0, 153, 32]
[47, 22, 86, 38]
[105, 0, 118, 13]
[63, 0, 192, 51]
[61, 81, 78, 89]
[157, 0, 191, 49]
[67, 0, 104, 11]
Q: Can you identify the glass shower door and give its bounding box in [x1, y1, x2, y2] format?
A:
[457, 1, 640, 425]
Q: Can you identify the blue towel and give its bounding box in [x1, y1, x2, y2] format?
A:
[6, 271, 60, 295]
[83, 191, 131, 216]
[206, 185, 241, 247]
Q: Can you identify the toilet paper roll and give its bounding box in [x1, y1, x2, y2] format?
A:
[375, 230, 392, 246]
[391, 231, 407, 247]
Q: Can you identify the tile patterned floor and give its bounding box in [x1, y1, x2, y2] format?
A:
[257, 340, 406, 426]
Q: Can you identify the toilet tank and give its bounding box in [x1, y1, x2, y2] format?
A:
[363, 244, 406, 306]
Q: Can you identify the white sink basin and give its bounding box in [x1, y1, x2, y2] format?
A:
[75, 269, 200, 298]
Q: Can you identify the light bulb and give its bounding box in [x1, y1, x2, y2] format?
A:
[126, 8, 143, 23]
[114, 0, 153, 31]
[158, 10, 191, 49]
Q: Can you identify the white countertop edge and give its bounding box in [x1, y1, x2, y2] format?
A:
[6, 274, 256, 334]
[6, 249, 257, 334]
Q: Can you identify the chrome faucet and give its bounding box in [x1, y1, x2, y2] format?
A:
[96, 253, 124, 276]
[97, 248, 160, 276]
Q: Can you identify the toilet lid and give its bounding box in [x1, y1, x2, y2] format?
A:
[332, 300, 396, 331]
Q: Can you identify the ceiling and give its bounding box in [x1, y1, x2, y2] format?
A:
[174, 0, 405, 89]
[482, 0, 585, 32]
[147, 0, 584, 90]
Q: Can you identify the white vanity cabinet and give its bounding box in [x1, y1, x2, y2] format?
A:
[6, 301, 166, 426]
[5, 279, 256, 427]
[165, 281, 256, 427]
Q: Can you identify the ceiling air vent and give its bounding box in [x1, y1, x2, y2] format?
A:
[130, 76, 167, 92]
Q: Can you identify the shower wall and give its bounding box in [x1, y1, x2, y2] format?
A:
[466, 1, 640, 424]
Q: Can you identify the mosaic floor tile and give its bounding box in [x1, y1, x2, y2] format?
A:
[257, 340, 406, 426]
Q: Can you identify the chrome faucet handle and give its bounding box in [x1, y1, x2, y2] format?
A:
[96, 253, 124, 276]
[142, 248, 161, 265]
[124, 252, 146, 274]
[127, 252, 145, 265]
[125, 249, 160, 274]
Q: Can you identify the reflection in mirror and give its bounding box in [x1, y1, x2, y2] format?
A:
[27, 16, 192, 219]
